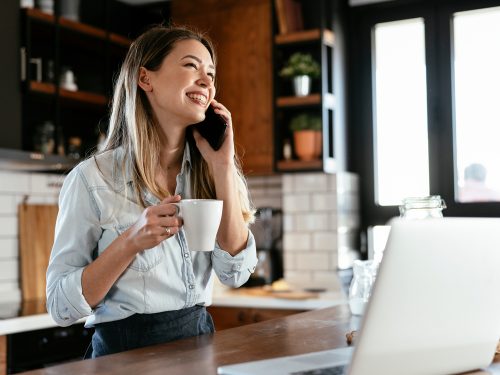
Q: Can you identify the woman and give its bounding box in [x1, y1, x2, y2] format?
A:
[46, 25, 258, 358]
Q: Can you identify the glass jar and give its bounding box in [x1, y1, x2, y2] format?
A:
[348, 260, 378, 316]
[399, 195, 446, 219]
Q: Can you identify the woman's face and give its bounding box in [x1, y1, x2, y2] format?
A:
[142, 39, 216, 126]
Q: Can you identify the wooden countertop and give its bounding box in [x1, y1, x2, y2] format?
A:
[19, 305, 500, 375]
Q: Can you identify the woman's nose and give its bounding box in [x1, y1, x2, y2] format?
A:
[197, 72, 213, 88]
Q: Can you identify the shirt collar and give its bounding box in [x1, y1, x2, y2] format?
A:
[114, 141, 192, 185]
[113, 142, 193, 204]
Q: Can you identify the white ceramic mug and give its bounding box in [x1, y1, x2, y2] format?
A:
[173, 199, 223, 251]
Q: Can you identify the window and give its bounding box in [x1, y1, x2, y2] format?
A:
[453, 7, 500, 203]
[373, 18, 430, 206]
[349, 0, 500, 256]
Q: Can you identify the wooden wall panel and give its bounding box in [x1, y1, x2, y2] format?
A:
[172, 0, 274, 175]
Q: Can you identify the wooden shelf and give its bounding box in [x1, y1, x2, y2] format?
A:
[60, 88, 108, 106]
[110, 33, 132, 47]
[28, 81, 108, 106]
[29, 81, 55, 95]
[275, 29, 334, 47]
[26, 7, 54, 24]
[277, 159, 323, 171]
[25, 8, 131, 47]
[277, 93, 321, 107]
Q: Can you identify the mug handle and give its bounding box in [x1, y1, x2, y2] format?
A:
[170, 202, 181, 217]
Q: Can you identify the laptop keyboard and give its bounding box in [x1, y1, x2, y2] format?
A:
[291, 365, 347, 375]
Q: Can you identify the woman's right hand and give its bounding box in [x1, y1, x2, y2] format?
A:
[123, 194, 183, 253]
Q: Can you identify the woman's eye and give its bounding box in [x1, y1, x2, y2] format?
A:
[208, 73, 215, 81]
[185, 63, 197, 69]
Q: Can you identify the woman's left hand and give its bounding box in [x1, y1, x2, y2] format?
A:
[193, 99, 235, 169]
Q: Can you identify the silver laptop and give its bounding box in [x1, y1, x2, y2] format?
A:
[218, 218, 500, 375]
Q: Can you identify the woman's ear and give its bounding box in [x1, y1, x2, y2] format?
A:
[138, 67, 152, 92]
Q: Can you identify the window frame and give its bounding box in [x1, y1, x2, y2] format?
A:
[348, 0, 500, 242]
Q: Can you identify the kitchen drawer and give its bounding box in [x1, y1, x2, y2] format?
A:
[7, 323, 93, 374]
[207, 306, 305, 331]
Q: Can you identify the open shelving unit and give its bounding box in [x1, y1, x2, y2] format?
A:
[272, 0, 346, 173]
[20, 5, 132, 156]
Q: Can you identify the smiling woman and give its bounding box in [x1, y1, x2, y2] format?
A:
[45, 25, 258, 359]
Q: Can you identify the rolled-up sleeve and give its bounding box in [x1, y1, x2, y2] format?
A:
[211, 230, 258, 288]
[46, 165, 102, 326]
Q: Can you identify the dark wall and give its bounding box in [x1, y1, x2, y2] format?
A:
[0, 0, 22, 149]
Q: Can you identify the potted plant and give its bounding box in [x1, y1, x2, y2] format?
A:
[289, 113, 322, 161]
[279, 52, 321, 97]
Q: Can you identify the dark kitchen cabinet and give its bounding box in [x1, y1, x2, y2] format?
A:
[6, 323, 93, 374]
[207, 306, 305, 330]
[0, 1, 23, 150]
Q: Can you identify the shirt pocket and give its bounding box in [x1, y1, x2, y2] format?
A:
[115, 222, 164, 272]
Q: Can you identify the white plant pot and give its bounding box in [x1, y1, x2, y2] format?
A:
[293, 75, 311, 97]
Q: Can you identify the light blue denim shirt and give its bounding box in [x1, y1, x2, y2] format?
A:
[46, 144, 258, 328]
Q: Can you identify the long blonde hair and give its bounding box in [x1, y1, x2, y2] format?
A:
[101, 25, 255, 224]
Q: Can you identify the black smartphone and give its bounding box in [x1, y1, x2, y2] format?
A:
[192, 105, 228, 151]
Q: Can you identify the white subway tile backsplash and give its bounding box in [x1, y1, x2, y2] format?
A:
[281, 172, 360, 286]
[0, 216, 17, 236]
[0, 291, 21, 307]
[327, 174, 338, 192]
[283, 193, 310, 213]
[246, 176, 269, 187]
[285, 270, 313, 288]
[295, 252, 330, 271]
[337, 213, 360, 229]
[294, 173, 328, 193]
[330, 251, 339, 270]
[283, 214, 295, 232]
[311, 192, 337, 211]
[0, 238, 18, 258]
[282, 174, 294, 193]
[337, 192, 360, 212]
[0, 195, 15, 215]
[0, 259, 18, 281]
[336, 172, 359, 193]
[312, 271, 342, 290]
[0, 280, 20, 293]
[312, 232, 338, 251]
[295, 213, 329, 231]
[283, 232, 311, 251]
[327, 213, 338, 230]
[252, 196, 282, 209]
[283, 252, 297, 271]
[30, 173, 65, 194]
[0, 172, 30, 194]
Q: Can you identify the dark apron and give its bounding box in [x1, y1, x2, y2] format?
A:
[84, 305, 215, 359]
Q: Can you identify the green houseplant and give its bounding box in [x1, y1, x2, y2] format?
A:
[289, 114, 322, 161]
[280, 53, 321, 97]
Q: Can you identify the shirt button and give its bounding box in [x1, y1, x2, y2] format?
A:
[189, 284, 194, 289]
[184, 253, 189, 258]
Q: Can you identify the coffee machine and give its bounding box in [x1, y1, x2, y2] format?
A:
[245, 207, 283, 287]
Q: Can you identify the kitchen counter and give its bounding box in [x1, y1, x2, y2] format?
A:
[17, 305, 500, 375]
[0, 288, 346, 335]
